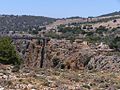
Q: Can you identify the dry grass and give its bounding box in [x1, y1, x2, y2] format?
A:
[1, 68, 120, 90]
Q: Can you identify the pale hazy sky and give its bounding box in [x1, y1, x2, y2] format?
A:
[0, 0, 120, 18]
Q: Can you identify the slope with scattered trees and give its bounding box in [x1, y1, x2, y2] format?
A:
[0, 15, 56, 31]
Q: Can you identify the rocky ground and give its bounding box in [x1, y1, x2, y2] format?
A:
[0, 64, 120, 90]
[1, 36, 120, 90]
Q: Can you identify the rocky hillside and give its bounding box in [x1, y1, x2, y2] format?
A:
[14, 37, 120, 72]
[0, 12, 120, 90]
[46, 15, 120, 30]
[0, 15, 56, 31]
[0, 37, 120, 90]
[0, 12, 120, 32]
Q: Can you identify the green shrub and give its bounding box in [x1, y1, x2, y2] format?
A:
[32, 30, 38, 34]
[85, 35, 101, 44]
[52, 58, 60, 68]
[109, 36, 120, 51]
[82, 84, 91, 89]
[0, 37, 21, 65]
[96, 26, 108, 34]
[44, 32, 60, 39]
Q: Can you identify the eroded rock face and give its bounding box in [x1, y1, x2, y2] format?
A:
[45, 39, 96, 70]
[87, 55, 120, 71]
[45, 39, 120, 71]
[14, 38, 120, 71]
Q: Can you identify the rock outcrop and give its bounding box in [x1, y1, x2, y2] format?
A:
[87, 55, 120, 71]
[14, 38, 120, 71]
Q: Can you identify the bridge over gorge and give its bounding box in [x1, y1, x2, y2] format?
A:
[11, 36, 50, 68]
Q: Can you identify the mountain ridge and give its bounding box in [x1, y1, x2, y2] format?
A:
[98, 11, 120, 17]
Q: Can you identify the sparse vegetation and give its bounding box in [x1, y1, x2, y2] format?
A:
[0, 11, 120, 90]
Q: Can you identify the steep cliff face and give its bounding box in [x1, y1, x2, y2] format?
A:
[25, 42, 41, 68]
[20, 39, 92, 69]
[23, 39, 46, 68]
[45, 39, 120, 71]
[45, 40, 95, 70]
[15, 39, 120, 71]
[22, 39, 49, 69]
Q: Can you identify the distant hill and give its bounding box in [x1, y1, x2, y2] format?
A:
[1, 11, 120, 31]
[66, 16, 83, 19]
[0, 15, 56, 31]
[99, 11, 120, 17]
